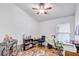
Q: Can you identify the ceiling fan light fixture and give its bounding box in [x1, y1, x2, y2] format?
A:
[32, 3, 52, 15]
[39, 9, 45, 14]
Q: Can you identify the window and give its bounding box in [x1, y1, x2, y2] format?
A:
[57, 23, 71, 43]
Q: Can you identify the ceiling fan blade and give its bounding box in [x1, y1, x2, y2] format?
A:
[45, 7, 52, 10]
[44, 12, 47, 14]
[32, 8, 38, 10]
[36, 12, 40, 14]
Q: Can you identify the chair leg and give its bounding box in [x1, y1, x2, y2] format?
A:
[41, 43, 42, 47]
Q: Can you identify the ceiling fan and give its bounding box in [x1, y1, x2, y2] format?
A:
[32, 3, 52, 14]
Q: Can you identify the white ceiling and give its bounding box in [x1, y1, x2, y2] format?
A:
[15, 3, 76, 22]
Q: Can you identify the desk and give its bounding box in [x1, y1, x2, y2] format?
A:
[23, 39, 33, 51]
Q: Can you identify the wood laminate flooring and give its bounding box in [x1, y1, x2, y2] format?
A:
[17, 46, 59, 56]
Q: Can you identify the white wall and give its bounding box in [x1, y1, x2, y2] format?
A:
[0, 4, 39, 44]
[0, 3, 76, 45]
[39, 16, 75, 40]
[75, 4, 79, 40]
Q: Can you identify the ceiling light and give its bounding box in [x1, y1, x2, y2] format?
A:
[32, 3, 52, 15]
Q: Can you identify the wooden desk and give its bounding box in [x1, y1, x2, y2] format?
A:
[23, 39, 33, 51]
